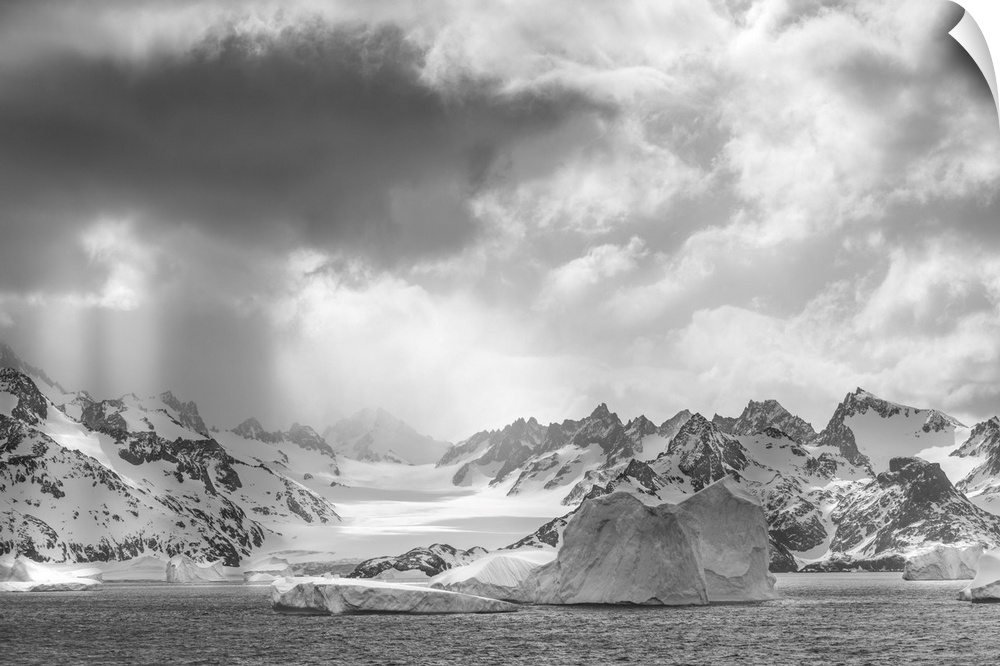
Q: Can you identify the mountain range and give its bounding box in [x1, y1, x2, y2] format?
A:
[3, 342, 1000, 573]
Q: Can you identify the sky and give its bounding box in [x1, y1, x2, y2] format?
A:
[0, 0, 998, 442]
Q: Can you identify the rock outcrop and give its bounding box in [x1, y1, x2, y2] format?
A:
[271, 578, 518, 614]
[902, 545, 984, 581]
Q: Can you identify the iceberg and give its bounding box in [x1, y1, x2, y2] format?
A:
[674, 477, 779, 601]
[430, 550, 556, 601]
[516, 492, 709, 605]
[271, 578, 518, 614]
[165, 554, 227, 583]
[0, 556, 102, 592]
[100, 555, 169, 581]
[244, 556, 294, 583]
[959, 548, 1000, 602]
[902, 545, 984, 581]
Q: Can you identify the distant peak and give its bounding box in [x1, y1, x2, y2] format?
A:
[590, 403, 611, 417]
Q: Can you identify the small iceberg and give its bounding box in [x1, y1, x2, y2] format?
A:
[271, 577, 518, 615]
[165, 554, 228, 583]
[959, 548, 1000, 602]
[430, 550, 556, 601]
[101, 555, 170, 581]
[0, 556, 102, 592]
[902, 545, 983, 581]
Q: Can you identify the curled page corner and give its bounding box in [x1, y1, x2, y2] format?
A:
[950, 1, 999, 133]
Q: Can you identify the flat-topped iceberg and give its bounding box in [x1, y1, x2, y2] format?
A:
[959, 548, 1000, 602]
[0, 557, 102, 592]
[674, 477, 778, 602]
[430, 550, 556, 601]
[271, 577, 518, 614]
[516, 492, 709, 605]
[100, 555, 169, 581]
[244, 556, 294, 583]
[166, 554, 227, 583]
[902, 545, 983, 581]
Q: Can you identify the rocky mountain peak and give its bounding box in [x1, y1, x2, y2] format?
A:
[0, 343, 64, 393]
[624, 415, 658, 438]
[728, 399, 816, 443]
[883, 457, 955, 504]
[286, 422, 336, 457]
[589, 403, 613, 419]
[664, 413, 750, 491]
[232, 417, 283, 444]
[0, 368, 49, 425]
[159, 390, 209, 436]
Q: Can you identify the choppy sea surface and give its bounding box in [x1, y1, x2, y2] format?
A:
[2, 573, 999, 665]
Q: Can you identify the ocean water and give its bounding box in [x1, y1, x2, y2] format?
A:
[2, 573, 999, 665]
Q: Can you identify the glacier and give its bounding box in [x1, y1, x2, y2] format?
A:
[271, 578, 518, 614]
[902, 545, 984, 581]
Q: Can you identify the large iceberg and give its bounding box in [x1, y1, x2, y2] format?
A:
[271, 578, 518, 614]
[959, 548, 1000, 602]
[516, 492, 709, 605]
[430, 550, 556, 601]
[101, 555, 170, 582]
[0, 557, 102, 592]
[902, 545, 984, 581]
[674, 477, 779, 601]
[166, 554, 228, 583]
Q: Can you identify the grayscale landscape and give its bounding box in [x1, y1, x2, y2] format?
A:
[1, 0, 999, 664]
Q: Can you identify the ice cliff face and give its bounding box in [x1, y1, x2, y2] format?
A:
[516, 492, 708, 606]
[958, 548, 1000, 601]
[272, 577, 518, 614]
[165, 554, 227, 583]
[508, 479, 775, 605]
[902, 545, 983, 580]
[674, 478, 777, 601]
[0, 555, 102, 592]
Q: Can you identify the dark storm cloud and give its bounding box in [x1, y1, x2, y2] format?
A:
[0, 18, 601, 291]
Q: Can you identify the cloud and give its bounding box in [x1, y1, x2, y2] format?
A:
[536, 237, 648, 310]
[2, 0, 999, 438]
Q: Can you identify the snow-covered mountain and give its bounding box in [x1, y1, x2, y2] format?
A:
[432, 391, 999, 571]
[716, 399, 817, 443]
[952, 417, 1000, 514]
[347, 543, 488, 579]
[323, 408, 451, 465]
[802, 457, 1000, 571]
[811, 388, 963, 472]
[0, 347, 340, 566]
[6, 339, 1000, 573]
